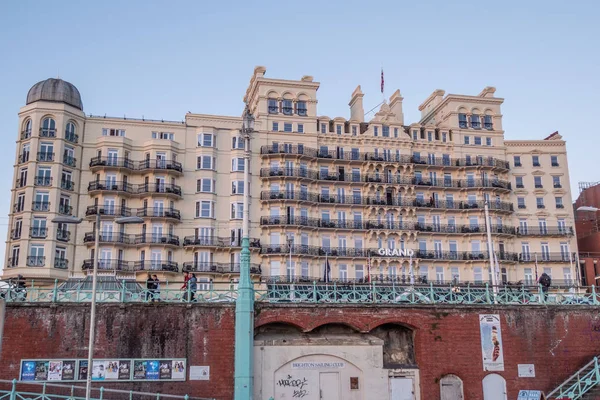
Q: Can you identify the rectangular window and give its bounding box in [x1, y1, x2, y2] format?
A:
[197, 179, 215, 193]
[536, 197, 545, 208]
[552, 176, 561, 188]
[102, 128, 125, 137]
[516, 176, 524, 188]
[464, 136, 470, 145]
[382, 126, 390, 137]
[231, 203, 243, 219]
[551, 155, 559, 167]
[268, 99, 278, 114]
[152, 132, 174, 140]
[232, 181, 244, 194]
[555, 197, 564, 208]
[427, 131, 432, 141]
[198, 133, 214, 147]
[517, 197, 526, 209]
[394, 127, 398, 137]
[534, 176, 543, 188]
[532, 155, 540, 167]
[297, 124, 304, 133]
[474, 136, 482, 145]
[320, 123, 327, 134]
[373, 126, 378, 136]
[297, 101, 307, 116]
[232, 136, 245, 149]
[484, 115, 493, 129]
[272, 122, 279, 131]
[284, 123, 292, 132]
[352, 126, 357, 135]
[412, 130, 418, 141]
[337, 125, 342, 135]
[282, 100, 293, 115]
[486, 137, 492, 146]
[514, 156, 521, 167]
[458, 114, 468, 128]
[232, 158, 245, 172]
[197, 156, 215, 170]
[196, 201, 214, 218]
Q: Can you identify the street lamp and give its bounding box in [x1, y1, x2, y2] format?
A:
[234, 105, 255, 400]
[53, 213, 143, 400]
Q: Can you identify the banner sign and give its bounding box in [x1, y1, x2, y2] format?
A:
[479, 314, 504, 371]
[20, 359, 186, 382]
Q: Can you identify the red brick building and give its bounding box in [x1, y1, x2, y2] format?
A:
[574, 182, 600, 286]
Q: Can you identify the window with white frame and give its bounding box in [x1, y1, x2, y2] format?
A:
[102, 128, 125, 137]
[355, 264, 364, 280]
[232, 136, 245, 149]
[152, 132, 174, 140]
[197, 156, 216, 170]
[232, 181, 244, 194]
[231, 202, 243, 219]
[198, 133, 214, 147]
[195, 201, 214, 218]
[284, 123, 292, 132]
[197, 178, 215, 193]
[297, 124, 304, 133]
[232, 157, 245, 172]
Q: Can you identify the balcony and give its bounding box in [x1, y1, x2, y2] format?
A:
[552, 162, 560, 167]
[89, 156, 135, 170]
[10, 229, 21, 240]
[54, 258, 68, 269]
[533, 162, 541, 167]
[137, 159, 183, 173]
[182, 262, 261, 275]
[519, 253, 572, 263]
[34, 176, 52, 186]
[65, 132, 78, 143]
[136, 207, 181, 220]
[26, 256, 45, 267]
[518, 204, 526, 209]
[82, 259, 134, 272]
[516, 184, 524, 189]
[516, 226, 573, 236]
[261, 216, 365, 230]
[13, 203, 24, 213]
[553, 183, 562, 189]
[39, 128, 56, 138]
[18, 153, 30, 164]
[58, 204, 73, 215]
[37, 152, 54, 162]
[84, 232, 133, 245]
[32, 202, 50, 212]
[261, 244, 370, 257]
[60, 180, 74, 191]
[414, 223, 516, 235]
[133, 234, 180, 246]
[88, 181, 135, 194]
[7, 257, 18, 268]
[63, 155, 77, 167]
[85, 205, 132, 217]
[537, 204, 546, 209]
[183, 236, 261, 248]
[56, 229, 70, 242]
[534, 184, 543, 189]
[137, 183, 182, 197]
[15, 178, 26, 188]
[514, 162, 522, 167]
[133, 260, 179, 272]
[21, 130, 31, 140]
[556, 204, 565, 209]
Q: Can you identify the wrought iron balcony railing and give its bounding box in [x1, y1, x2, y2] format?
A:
[10, 229, 21, 240]
[18, 153, 30, 164]
[65, 132, 79, 143]
[34, 176, 52, 186]
[133, 234, 180, 246]
[133, 260, 179, 272]
[56, 229, 70, 242]
[516, 226, 574, 236]
[60, 180, 74, 191]
[32, 201, 50, 212]
[138, 159, 183, 172]
[89, 157, 182, 173]
[54, 258, 68, 269]
[88, 181, 135, 193]
[63, 155, 77, 167]
[82, 259, 134, 271]
[21, 130, 31, 140]
[89, 156, 135, 169]
[26, 256, 45, 267]
[137, 183, 182, 196]
[84, 232, 134, 245]
[85, 205, 132, 217]
[182, 262, 262, 274]
[36, 152, 54, 162]
[39, 128, 56, 137]
[518, 253, 574, 262]
[183, 236, 261, 248]
[136, 207, 181, 220]
[15, 178, 26, 188]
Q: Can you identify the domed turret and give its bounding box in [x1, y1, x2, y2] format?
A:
[26, 78, 83, 110]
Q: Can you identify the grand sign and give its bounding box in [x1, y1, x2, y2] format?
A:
[377, 248, 415, 257]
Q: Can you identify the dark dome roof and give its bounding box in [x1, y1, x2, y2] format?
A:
[26, 78, 83, 110]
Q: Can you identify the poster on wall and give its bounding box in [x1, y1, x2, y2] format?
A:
[479, 314, 505, 371]
[146, 360, 159, 380]
[159, 360, 172, 379]
[48, 361, 63, 380]
[91, 360, 108, 381]
[78, 361, 88, 381]
[133, 360, 147, 380]
[20, 360, 77, 381]
[171, 361, 186, 380]
[61, 361, 76, 381]
[118, 360, 131, 380]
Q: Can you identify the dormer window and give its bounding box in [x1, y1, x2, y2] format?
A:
[352, 126, 357, 136]
[297, 101, 307, 116]
[268, 99, 278, 114]
[336, 125, 342, 135]
[484, 115, 493, 130]
[471, 114, 481, 129]
[458, 114, 468, 128]
[320, 123, 327, 134]
[394, 128, 398, 138]
[412, 130, 418, 140]
[282, 100, 293, 115]
[374, 126, 378, 137]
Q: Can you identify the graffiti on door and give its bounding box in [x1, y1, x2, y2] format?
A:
[277, 374, 309, 398]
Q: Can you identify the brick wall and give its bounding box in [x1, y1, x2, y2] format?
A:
[2, 303, 600, 400]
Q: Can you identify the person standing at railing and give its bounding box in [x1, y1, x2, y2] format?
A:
[181, 271, 190, 301]
[539, 272, 552, 301]
[146, 273, 156, 302]
[189, 273, 198, 302]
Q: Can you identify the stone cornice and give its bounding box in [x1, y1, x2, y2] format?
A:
[504, 140, 565, 147]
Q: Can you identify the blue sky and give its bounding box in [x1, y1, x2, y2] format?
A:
[0, 0, 599, 263]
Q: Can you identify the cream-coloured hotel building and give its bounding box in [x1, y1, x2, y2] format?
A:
[3, 67, 579, 287]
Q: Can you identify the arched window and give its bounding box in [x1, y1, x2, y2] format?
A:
[65, 122, 77, 143]
[41, 117, 56, 137]
[23, 120, 32, 139]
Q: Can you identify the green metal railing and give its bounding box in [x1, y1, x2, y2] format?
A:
[547, 357, 600, 399]
[0, 379, 210, 400]
[3, 280, 600, 306]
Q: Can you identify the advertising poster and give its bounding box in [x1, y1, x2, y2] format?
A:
[189, 366, 209, 381]
[171, 361, 186, 380]
[105, 361, 119, 380]
[35, 361, 49, 381]
[159, 360, 172, 380]
[61, 361, 76, 381]
[48, 361, 63, 381]
[133, 360, 146, 380]
[118, 360, 131, 380]
[78, 361, 88, 381]
[20, 361, 36, 381]
[91, 360, 107, 381]
[146, 360, 159, 380]
[479, 314, 505, 371]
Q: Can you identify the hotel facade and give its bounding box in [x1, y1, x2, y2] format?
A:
[3, 67, 579, 287]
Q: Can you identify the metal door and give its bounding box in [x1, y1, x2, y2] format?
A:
[390, 377, 414, 400]
[319, 372, 340, 400]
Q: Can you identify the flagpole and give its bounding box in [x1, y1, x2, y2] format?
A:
[381, 68, 385, 103]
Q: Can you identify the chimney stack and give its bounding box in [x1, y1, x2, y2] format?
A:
[349, 85, 364, 122]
